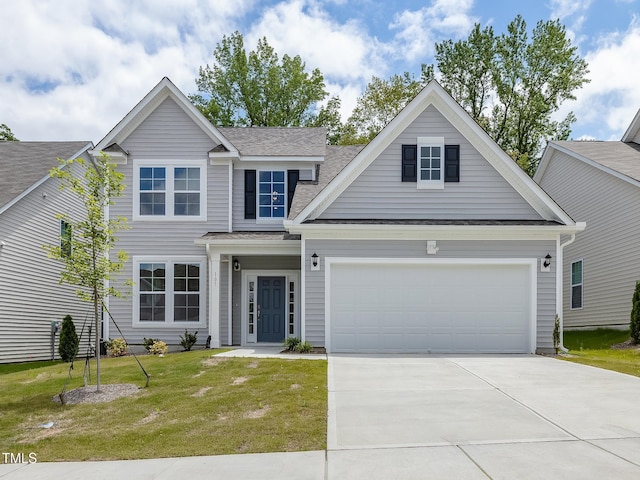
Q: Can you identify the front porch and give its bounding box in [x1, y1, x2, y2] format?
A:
[196, 232, 302, 348]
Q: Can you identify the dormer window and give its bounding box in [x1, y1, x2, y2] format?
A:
[258, 170, 286, 219]
[417, 137, 444, 189]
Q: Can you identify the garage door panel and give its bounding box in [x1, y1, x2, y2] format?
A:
[329, 262, 532, 353]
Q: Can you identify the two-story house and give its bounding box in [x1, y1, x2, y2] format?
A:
[94, 77, 584, 354]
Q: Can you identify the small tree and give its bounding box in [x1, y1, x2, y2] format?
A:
[631, 281, 640, 344]
[58, 315, 79, 362]
[553, 315, 561, 354]
[44, 153, 128, 391]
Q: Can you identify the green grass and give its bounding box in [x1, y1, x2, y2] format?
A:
[0, 350, 327, 461]
[560, 328, 640, 378]
[564, 328, 630, 350]
[0, 360, 63, 375]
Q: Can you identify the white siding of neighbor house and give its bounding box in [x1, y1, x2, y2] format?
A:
[538, 150, 640, 329]
[320, 105, 542, 220]
[107, 97, 228, 345]
[304, 239, 557, 352]
[0, 160, 92, 363]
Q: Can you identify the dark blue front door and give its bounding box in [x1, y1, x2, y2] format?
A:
[257, 276, 285, 342]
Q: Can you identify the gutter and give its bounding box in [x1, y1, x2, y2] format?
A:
[557, 224, 583, 353]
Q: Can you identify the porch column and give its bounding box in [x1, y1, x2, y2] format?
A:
[208, 248, 221, 348]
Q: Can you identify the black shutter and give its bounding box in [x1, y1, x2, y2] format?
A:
[244, 170, 256, 219]
[444, 145, 460, 183]
[287, 170, 299, 212]
[402, 144, 417, 182]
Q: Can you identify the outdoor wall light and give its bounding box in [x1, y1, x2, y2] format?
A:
[311, 252, 320, 271]
[543, 254, 552, 269]
[233, 258, 241, 272]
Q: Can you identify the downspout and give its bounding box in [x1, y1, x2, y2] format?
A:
[557, 232, 578, 353]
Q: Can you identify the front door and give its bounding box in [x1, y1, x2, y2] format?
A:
[257, 276, 285, 342]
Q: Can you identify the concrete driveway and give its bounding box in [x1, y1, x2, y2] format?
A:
[328, 354, 640, 479]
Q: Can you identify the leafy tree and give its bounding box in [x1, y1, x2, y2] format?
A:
[58, 314, 79, 362]
[340, 66, 434, 145]
[192, 31, 330, 131]
[435, 15, 589, 175]
[631, 281, 640, 344]
[0, 123, 18, 141]
[45, 153, 129, 391]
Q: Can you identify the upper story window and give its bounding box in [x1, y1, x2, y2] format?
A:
[258, 170, 286, 219]
[134, 160, 206, 221]
[417, 137, 444, 189]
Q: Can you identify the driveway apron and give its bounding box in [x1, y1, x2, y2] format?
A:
[327, 354, 640, 479]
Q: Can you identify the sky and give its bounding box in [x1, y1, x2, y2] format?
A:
[1, 0, 639, 143]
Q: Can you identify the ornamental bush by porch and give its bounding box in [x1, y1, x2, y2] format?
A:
[58, 315, 79, 362]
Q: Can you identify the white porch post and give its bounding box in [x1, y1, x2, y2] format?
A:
[208, 247, 221, 348]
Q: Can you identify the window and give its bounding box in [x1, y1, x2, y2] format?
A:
[571, 260, 583, 309]
[135, 258, 205, 325]
[60, 220, 72, 258]
[135, 161, 206, 220]
[258, 171, 286, 219]
[417, 137, 444, 189]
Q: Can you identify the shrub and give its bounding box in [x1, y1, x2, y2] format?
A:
[283, 336, 301, 351]
[143, 337, 160, 352]
[631, 281, 640, 344]
[294, 340, 314, 353]
[58, 315, 79, 362]
[179, 330, 198, 351]
[105, 338, 127, 357]
[553, 315, 561, 353]
[149, 340, 168, 355]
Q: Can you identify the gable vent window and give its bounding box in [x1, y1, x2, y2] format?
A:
[403, 140, 459, 187]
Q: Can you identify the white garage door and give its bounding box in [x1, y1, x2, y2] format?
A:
[329, 261, 533, 353]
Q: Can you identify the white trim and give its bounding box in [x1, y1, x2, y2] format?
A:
[324, 257, 537, 354]
[570, 258, 584, 310]
[0, 143, 93, 216]
[417, 136, 445, 190]
[240, 270, 300, 346]
[256, 169, 288, 222]
[622, 106, 640, 142]
[284, 222, 586, 241]
[536, 142, 640, 190]
[301, 238, 306, 342]
[557, 233, 577, 351]
[291, 81, 574, 226]
[132, 159, 207, 222]
[228, 163, 233, 233]
[93, 77, 237, 155]
[132, 255, 207, 329]
[227, 255, 233, 346]
[194, 239, 301, 256]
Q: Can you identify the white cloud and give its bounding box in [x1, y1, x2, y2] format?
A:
[564, 16, 640, 139]
[0, 0, 252, 141]
[389, 0, 477, 62]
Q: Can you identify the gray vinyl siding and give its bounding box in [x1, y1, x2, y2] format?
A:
[0, 160, 91, 363]
[320, 105, 541, 220]
[231, 256, 301, 345]
[107, 96, 229, 345]
[304, 239, 556, 352]
[538, 150, 640, 329]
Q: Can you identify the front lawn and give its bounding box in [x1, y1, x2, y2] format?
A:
[560, 328, 640, 378]
[0, 350, 327, 461]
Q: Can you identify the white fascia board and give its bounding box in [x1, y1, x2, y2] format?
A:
[239, 156, 324, 163]
[622, 106, 640, 142]
[90, 149, 127, 164]
[93, 77, 238, 156]
[286, 222, 586, 241]
[0, 142, 93, 216]
[209, 156, 234, 166]
[194, 238, 301, 256]
[540, 142, 640, 189]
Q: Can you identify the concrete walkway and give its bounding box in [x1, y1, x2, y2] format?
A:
[2, 352, 640, 479]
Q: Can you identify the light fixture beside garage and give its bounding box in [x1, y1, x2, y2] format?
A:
[426, 240, 439, 255]
[541, 254, 552, 272]
[311, 252, 320, 271]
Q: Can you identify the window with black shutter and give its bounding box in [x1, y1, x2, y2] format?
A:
[401, 144, 417, 182]
[287, 170, 299, 212]
[244, 170, 256, 219]
[444, 145, 460, 182]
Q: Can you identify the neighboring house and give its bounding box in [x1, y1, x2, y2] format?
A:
[535, 111, 640, 330]
[95, 77, 583, 354]
[0, 141, 94, 363]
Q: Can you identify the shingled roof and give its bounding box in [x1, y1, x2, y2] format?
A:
[0, 141, 91, 212]
[551, 140, 640, 183]
[217, 127, 327, 157]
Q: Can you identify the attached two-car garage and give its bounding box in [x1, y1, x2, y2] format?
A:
[327, 259, 535, 354]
